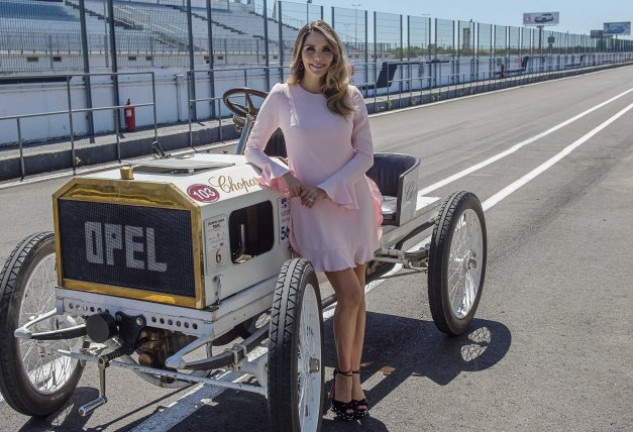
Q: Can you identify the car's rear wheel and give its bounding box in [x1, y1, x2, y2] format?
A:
[428, 192, 487, 336]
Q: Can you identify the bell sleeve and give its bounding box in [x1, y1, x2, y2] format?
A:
[317, 87, 375, 209]
[244, 84, 290, 189]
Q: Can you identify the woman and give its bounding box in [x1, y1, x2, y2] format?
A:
[244, 20, 381, 421]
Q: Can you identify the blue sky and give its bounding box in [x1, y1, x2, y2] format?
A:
[305, 0, 632, 37]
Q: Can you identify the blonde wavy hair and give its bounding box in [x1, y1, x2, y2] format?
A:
[287, 20, 355, 117]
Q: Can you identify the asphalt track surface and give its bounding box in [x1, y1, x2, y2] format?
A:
[2, 65, 633, 431]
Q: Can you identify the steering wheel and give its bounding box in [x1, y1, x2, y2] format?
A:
[222, 88, 269, 119]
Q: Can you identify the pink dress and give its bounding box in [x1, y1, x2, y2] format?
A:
[244, 83, 382, 272]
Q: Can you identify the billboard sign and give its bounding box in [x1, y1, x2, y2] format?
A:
[523, 12, 560, 26]
[603, 22, 631, 36]
[590, 30, 604, 38]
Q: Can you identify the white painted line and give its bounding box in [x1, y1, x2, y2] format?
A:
[130, 372, 243, 432]
[483, 100, 633, 211]
[417, 86, 633, 196]
[130, 347, 268, 432]
[416, 194, 440, 212]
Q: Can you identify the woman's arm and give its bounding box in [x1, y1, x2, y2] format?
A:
[316, 87, 374, 208]
[243, 84, 291, 185]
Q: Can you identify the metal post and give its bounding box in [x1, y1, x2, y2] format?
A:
[66, 77, 77, 175]
[538, 25, 543, 72]
[206, 0, 216, 118]
[472, 20, 477, 82]
[407, 15, 411, 92]
[187, 71, 193, 149]
[331, 7, 335, 31]
[427, 17, 432, 89]
[400, 14, 404, 93]
[103, 1, 109, 68]
[353, 4, 359, 44]
[364, 10, 369, 85]
[78, 0, 95, 143]
[452, 20, 456, 84]
[263, 0, 271, 90]
[186, 0, 197, 121]
[150, 34, 155, 68]
[374, 11, 377, 94]
[17, 118, 25, 179]
[48, 35, 53, 70]
[505, 26, 509, 75]
[114, 100, 121, 162]
[107, 0, 121, 133]
[151, 72, 158, 142]
[433, 18, 438, 89]
[278, 1, 284, 82]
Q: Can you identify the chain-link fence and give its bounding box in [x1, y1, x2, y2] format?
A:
[1, 0, 633, 149]
[3, 0, 631, 76]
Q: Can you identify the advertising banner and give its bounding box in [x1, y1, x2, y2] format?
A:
[523, 12, 560, 26]
[603, 22, 631, 36]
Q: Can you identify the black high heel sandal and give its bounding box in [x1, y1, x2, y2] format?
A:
[351, 370, 370, 418]
[329, 369, 355, 421]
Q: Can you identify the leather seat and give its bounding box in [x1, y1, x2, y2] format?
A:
[366, 153, 420, 226]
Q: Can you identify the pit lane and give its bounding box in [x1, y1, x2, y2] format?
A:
[2, 65, 633, 431]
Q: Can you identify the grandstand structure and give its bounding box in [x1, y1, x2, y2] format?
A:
[0, 0, 302, 72]
[3, 0, 630, 76]
[0, 0, 632, 148]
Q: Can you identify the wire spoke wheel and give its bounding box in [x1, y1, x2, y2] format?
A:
[18, 254, 83, 394]
[447, 208, 484, 319]
[268, 258, 324, 432]
[428, 192, 487, 336]
[0, 232, 85, 416]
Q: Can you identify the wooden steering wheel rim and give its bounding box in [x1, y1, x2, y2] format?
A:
[222, 87, 269, 118]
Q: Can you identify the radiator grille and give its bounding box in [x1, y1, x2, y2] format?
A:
[58, 200, 195, 297]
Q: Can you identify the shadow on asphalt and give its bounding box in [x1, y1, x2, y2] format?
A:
[17, 385, 189, 432]
[340, 313, 512, 405]
[14, 315, 510, 432]
[16, 387, 99, 432]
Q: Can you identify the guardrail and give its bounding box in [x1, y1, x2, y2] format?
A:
[0, 71, 158, 179]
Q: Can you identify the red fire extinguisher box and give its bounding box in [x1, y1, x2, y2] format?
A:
[124, 98, 136, 131]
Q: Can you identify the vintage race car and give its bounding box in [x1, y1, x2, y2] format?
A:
[0, 88, 487, 432]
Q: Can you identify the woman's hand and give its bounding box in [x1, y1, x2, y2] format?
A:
[281, 172, 303, 198]
[301, 186, 327, 208]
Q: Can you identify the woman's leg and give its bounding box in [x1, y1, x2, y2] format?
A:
[325, 267, 365, 405]
[350, 265, 368, 403]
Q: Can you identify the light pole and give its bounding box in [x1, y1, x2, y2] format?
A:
[306, 0, 312, 24]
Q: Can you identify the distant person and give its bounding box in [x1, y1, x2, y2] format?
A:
[244, 20, 382, 421]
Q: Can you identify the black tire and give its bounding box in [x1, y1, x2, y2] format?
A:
[428, 192, 487, 336]
[0, 232, 85, 416]
[268, 258, 324, 432]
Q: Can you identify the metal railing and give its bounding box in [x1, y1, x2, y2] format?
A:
[0, 71, 158, 179]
